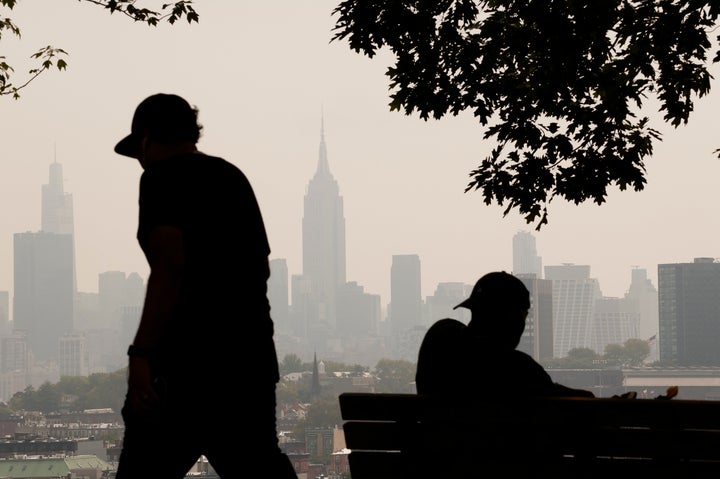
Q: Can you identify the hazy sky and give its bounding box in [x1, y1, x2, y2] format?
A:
[2, 2, 720, 310]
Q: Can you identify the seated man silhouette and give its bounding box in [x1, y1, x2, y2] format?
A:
[416, 271, 594, 398]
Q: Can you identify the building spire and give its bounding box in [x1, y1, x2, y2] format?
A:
[315, 112, 330, 177]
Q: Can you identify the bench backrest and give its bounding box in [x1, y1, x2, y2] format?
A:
[339, 392, 720, 479]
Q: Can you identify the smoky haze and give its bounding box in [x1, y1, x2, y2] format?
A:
[1, 1, 720, 321]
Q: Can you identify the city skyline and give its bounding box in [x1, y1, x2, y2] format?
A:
[0, 156, 669, 322]
[1, 2, 720, 310]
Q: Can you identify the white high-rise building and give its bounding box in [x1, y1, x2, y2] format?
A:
[545, 264, 601, 358]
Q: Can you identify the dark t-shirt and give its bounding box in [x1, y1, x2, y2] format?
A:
[137, 152, 278, 381]
[415, 318, 593, 398]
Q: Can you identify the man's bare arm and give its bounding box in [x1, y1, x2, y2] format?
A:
[133, 225, 186, 352]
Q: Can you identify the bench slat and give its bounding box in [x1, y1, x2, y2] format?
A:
[348, 451, 720, 479]
[340, 392, 720, 428]
[340, 392, 720, 478]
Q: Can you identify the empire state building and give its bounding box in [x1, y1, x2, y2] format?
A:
[301, 120, 347, 331]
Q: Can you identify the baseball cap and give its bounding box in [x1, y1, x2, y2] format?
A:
[114, 93, 200, 159]
[454, 271, 530, 311]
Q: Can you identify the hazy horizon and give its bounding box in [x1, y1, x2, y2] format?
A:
[2, 2, 720, 310]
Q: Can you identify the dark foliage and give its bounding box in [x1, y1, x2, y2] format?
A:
[332, 1, 720, 228]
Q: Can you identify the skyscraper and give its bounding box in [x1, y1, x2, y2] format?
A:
[301, 120, 347, 332]
[41, 161, 76, 293]
[289, 273, 315, 349]
[13, 231, 75, 361]
[545, 264, 601, 358]
[336, 281, 380, 337]
[513, 231, 542, 278]
[658, 258, 720, 366]
[390, 254, 422, 333]
[625, 267, 659, 341]
[517, 274, 554, 361]
[268, 258, 290, 335]
[41, 162, 74, 236]
[12, 162, 76, 362]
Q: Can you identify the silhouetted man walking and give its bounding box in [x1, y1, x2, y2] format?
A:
[113, 93, 297, 478]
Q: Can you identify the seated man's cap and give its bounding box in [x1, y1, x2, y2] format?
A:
[114, 93, 198, 159]
[454, 271, 531, 311]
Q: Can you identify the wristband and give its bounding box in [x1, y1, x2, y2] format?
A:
[127, 344, 153, 359]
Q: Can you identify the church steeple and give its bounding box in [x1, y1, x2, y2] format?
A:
[311, 351, 322, 398]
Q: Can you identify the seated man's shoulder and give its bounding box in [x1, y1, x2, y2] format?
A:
[417, 319, 471, 395]
[427, 318, 467, 334]
[419, 319, 468, 355]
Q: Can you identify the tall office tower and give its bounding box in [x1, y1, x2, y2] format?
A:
[544, 264, 601, 358]
[658, 258, 720, 366]
[625, 267, 659, 341]
[302, 121, 347, 332]
[268, 258, 290, 335]
[517, 275, 554, 361]
[592, 297, 639, 354]
[513, 231, 543, 278]
[13, 232, 74, 362]
[336, 281, 381, 338]
[58, 332, 89, 377]
[290, 274, 314, 339]
[389, 254, 422, 334]
[41, 162, 76, 294]
[41, 162, 74, 235]
[12, 162, 76, 363]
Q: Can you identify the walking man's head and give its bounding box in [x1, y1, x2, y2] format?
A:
[115, 93, 202, 167]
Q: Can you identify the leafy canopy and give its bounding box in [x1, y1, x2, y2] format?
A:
[332, 1, 720, 228]
[0, 0, 198, 98]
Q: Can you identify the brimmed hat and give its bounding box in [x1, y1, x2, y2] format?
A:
[454, 271, 530, 311]
[114, 93, 199, 159]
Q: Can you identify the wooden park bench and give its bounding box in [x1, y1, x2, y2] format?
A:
[339, 392, 720, 478]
